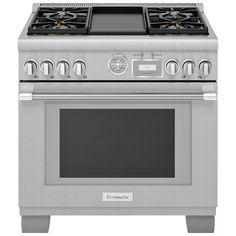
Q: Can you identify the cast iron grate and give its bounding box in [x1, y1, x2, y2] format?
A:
[27, 7, 90, 35]
[146, 7, 209, 35]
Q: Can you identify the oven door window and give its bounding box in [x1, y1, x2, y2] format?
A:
[46, 102, 190, 184]
[60, 109, 174, 178]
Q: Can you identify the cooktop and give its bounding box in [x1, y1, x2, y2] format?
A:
[27, 6, 209, 35]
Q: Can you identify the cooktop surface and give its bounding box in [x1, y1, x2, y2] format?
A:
[27, 6, 209, 35]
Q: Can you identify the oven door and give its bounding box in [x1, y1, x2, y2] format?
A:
[44, 94, 191, 185]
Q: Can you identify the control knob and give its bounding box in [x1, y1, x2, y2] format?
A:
[73, 60, 86, 76]
[199, 60, 211, 76]
[57, 61, 69, 76]
[41, 60, 53, 76]
[165, 60, 179, 75]
[182, 60, 195, 76]
[24, 60, 37, 76]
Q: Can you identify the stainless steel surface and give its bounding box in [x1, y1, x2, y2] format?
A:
[19, 93, 217, 101]
[19, 51, 217, 81]
[21, 207, 216, 215]
[18, 2, 218, 233]
[19, 88, 217, 205]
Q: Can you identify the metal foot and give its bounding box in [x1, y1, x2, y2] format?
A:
[186, 215, 215, 233]
[21, 215, 50, 233]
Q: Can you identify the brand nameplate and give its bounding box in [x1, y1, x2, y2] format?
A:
[102, 192, 133, 202]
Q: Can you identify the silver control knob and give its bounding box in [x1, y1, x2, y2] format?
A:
[165, 60, 179, 75]
[182, 60, 195, 76]
[199, 60, 211, 76]
[41, 60, 53, 76]
[24, 60, 37, 76]
[57, 61, 69, 76]
[73, 61, 86, 76]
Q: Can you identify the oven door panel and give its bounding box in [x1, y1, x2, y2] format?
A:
[46, 100, 191, 185]
[19, 93, 216, 208]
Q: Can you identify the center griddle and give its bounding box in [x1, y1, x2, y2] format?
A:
[89, 7, 147, 35]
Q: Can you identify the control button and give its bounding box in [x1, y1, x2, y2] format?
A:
[40, 60, 53, 76]
[108, 55, 128, 75]
[57, 60, 69, 76]
[182, 60, 195, 76]
[165, 60, 180, 75]
[199, 60, 211, 76]
[73, 60, 86, 76]
[24, 60, 37, 76]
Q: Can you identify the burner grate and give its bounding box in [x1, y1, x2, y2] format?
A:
[27, 7, 91, 35]
[146, 7, 209, 35]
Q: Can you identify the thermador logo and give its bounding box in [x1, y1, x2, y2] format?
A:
[102, 192, 133, 202]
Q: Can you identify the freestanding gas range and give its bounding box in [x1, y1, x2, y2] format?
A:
[18, 3, 217, 233]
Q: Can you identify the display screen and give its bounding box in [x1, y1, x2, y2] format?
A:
[133, 60, 162, 77]
[139, 64, 157, 71]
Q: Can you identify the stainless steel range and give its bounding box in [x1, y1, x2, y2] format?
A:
[18, 3, 218, 233]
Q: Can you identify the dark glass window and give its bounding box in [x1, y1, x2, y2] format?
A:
[60, 109, 175, 178]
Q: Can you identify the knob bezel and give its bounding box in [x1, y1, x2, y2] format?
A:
[198, 59, 211, 76]
[165, 59, 180, 76]
[40, 60, 53, 77]
[56, 60, 70, 77]
[182, 59, 195, 76]
[24, 60, 37, 76]
[73, 60, 86, 77]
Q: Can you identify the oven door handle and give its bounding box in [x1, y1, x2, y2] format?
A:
[19, 93, 217, 101]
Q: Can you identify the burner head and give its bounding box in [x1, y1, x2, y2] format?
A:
[27, 7, 90, 35]
[146, 7, 209, 35]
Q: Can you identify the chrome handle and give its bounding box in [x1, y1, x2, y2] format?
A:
[19, 93, 217, 101]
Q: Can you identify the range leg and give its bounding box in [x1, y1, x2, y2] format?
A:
[21, 215, 50, 233]
[186, 215, 214, 233]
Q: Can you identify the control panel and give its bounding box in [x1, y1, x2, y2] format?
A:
[20, 51, 216, 81]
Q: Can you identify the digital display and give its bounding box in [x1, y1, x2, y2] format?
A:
[133, 60, 162, 77]
[139, 64, 157, 71]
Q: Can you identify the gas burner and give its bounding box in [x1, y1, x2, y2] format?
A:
[146, 7, 209, 35]
[27, 7, 90, 35]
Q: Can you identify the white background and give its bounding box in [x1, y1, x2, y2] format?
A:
[0, 0, 235, 235]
